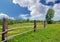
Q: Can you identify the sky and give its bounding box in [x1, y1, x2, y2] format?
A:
[0, 0, 60, 20]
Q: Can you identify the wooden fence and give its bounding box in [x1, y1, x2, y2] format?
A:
[0, 18, 47, 42]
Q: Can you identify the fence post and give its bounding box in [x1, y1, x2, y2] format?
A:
[44, 20, 47, 28]
[2, 18, 8, 42]
[34, 20, 36, 32]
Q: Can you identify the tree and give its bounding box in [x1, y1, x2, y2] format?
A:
[46, 8, 55, 24]
[26, 19, 30, 22]
[8, 19, 15, 25]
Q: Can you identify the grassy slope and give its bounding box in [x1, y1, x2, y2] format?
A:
[7, 24, 60, 42]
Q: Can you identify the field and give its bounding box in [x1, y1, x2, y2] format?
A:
[0, 22, 60, 42]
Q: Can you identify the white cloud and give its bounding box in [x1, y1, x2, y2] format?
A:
[13, 0, 50, 20]
[30, 14, 45, 20]
[19, 14, 29, 20]
[53, 3, 60, 20]
[46, 0, 56, 3]
[0, 13, 15, 20]
[13, 0, 17, 4]
[13, 0, 60, 21]
[54, 3, 60, 12]
[0, 13, 9, 19]
[9, 17, 15, 20]
[13, 0, 40, 7]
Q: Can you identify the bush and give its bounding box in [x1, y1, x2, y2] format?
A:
[47, 20, 54, 24]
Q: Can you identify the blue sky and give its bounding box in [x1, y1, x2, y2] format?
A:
[0, 0, 60, 20]
[0, 0, 30, 19]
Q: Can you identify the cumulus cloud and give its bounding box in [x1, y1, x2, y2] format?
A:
[13, 0, 60, 20]
[13, 0, 40, 7]
[13, 0, 50, 20]
[9, 17, 15, 20]
[53, 3, 60, 20]
[54, 3, 60, 12]
[0, 13, 15, 20]
[19, 14, 29, 20]
[0, 13, 9, 19]
[46, 0, 56, 3]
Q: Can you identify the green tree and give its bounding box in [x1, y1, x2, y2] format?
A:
[26, 19, 30, 22]
[8, 19, 15, 25]
[46, 8, 55, 24]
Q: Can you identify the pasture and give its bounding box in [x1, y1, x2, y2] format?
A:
[0, 22, 60, 42]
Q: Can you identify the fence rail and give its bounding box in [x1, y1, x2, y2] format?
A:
[0, 18, 47, 42]
[1, 29, 34, 42]
[0, 26, 33, 35]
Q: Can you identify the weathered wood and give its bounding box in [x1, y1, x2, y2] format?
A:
[34, 20, 36, 32]
[44, 21, 47, 28]
[2, 18, 8, 42]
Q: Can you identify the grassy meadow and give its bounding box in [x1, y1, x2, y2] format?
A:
[0, 22, 60, 42]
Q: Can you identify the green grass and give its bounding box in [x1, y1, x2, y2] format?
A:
[0, 23, 60, 42]
[7, 24, 60, 42]
[0, 22, 42, 41]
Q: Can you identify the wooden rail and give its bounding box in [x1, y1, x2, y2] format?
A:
[1, 18, 47, 42]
